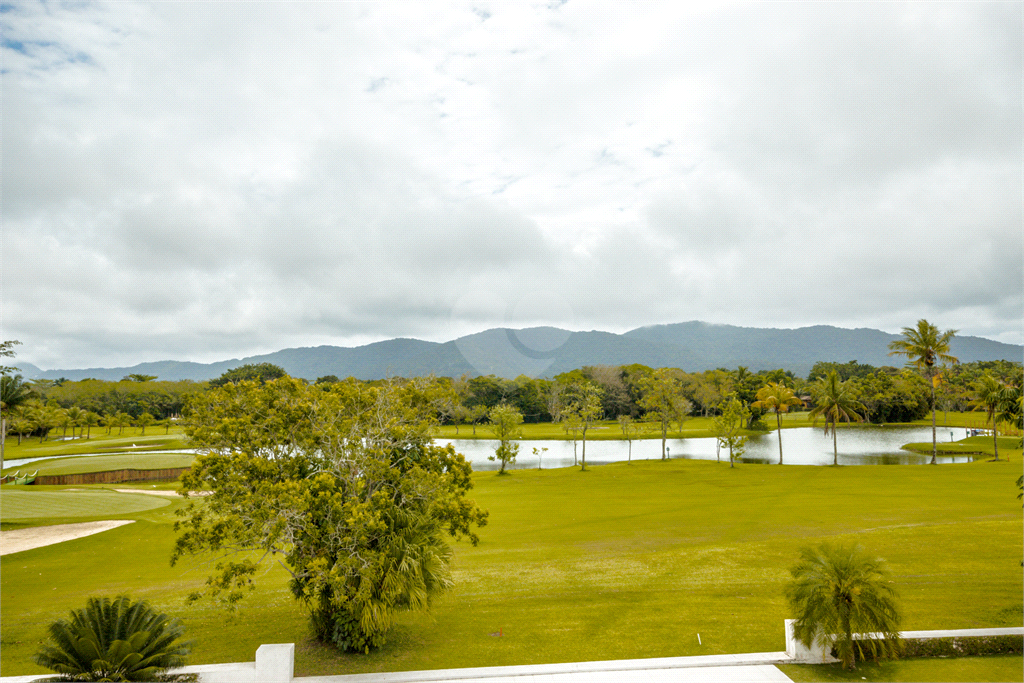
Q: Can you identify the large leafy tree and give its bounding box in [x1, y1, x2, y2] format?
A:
[752, 382, 803, 465]
[33, 595, 192, 682]
[888, 319, 958, 464]
[208, 362, 287, 388]
[173, 377, 487, 654]
[786, 543, 902, 670]
[809, 371, 865, 466]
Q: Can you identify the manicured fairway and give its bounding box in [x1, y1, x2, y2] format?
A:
[2, 429, 189, 462]
[4, 452, 196, 478]
[0, 489, 170, 521]
[0, 458, 1020, 679]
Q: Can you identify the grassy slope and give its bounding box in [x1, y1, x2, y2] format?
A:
[0, 488, 171, 521]
[0, 460, 1020, 678]
[2, 427, 190, 462]
[4, 452, 196, 478]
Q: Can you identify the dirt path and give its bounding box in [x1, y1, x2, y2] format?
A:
[0, 520, 135, 556]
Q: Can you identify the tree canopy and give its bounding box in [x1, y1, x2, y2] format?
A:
[172, 377, 488, 653]
[208, 363, 288, 387]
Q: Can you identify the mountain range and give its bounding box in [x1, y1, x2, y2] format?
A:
[17, 321, 1022, 382]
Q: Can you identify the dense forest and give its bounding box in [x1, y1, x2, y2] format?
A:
[3, 356, 1021, 442]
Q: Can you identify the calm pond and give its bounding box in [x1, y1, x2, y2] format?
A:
[436, 425, 979, 470]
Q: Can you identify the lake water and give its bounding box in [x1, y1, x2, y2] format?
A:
[436, 425, 978, 470]
[4, 426, 976, 472]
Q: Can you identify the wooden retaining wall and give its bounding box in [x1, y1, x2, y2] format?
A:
[33, 468, 190, 486]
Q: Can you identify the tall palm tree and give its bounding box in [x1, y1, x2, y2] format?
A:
[785, 543, 902, 670]
[971, 373, 1007, 461]
[34, 595, 192, 681]
[888, 319, 958, 464]
[809, 371, 865, 466]
[752, 382, 803, 465]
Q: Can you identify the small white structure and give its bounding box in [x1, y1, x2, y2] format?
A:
[784, 619, 838, 664]
[255, 643, 294, 683]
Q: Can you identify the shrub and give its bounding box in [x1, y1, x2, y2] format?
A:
[34, 596, 195, 682]
[902, 635, 1023, 658]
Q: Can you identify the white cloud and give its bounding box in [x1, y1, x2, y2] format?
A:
[2, 1, 1019, 369]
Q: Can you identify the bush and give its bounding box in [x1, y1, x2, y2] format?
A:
[902, 635, 1023, 658]
[34, 596, 195, 682]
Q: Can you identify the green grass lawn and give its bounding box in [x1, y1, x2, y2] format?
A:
[3, 427, 190, 462]
[0, 488, 171, 522]
[1, 459, 1020, 678]
[3, 452, 196, 478]
[902, 436, 1022, 458]
[779, 655, 1023, 682]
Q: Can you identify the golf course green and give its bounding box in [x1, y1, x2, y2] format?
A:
[1, 452, 1020, 679]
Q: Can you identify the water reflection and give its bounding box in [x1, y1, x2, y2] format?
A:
[436, 426, 979, 470]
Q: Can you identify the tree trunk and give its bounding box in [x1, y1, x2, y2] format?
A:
[661, 423, 667, 460]
[776, 412, 784, 465]
[627, 440, 632, 462]
[581, 428, 587, 471]
[930, 378, 937, 465]
[833, 419, 838, 466]
[992, 419, 1000, 461]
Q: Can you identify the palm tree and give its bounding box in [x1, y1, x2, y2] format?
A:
[752, 382, 803, 465]
[33, 595, 192, 681]
[82, 411, 101, 439]
[66, 406, 87, 439]
[809, 371, 865, 466]
[888, 319, 958, 464]
[785, 543, 902, 670]
[971, 373, 1007, 461]
[137, 412, 155, 436]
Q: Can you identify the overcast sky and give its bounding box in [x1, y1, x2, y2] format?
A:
[2, 1, 1021, 370]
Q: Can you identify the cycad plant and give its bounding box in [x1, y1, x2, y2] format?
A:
[786, 543, 902, 670]
[34, 596, 193, 682]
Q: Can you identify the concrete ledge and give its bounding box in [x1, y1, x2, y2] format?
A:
[299, 652, 793, 683]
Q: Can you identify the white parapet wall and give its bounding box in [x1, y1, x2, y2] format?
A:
[784, 619, 838, 664]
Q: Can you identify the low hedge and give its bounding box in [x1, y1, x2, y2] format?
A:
[902, 635, 1023, 658]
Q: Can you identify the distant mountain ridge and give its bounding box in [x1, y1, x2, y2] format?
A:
[19, 321, 1023, 382]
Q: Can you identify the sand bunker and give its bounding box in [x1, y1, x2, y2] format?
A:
[0, 520, 135, 556]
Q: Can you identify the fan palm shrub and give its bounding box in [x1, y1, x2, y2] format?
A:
[786, 543, 902, 670]
[34, 596, 194, 682]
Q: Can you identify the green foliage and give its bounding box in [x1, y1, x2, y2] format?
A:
[888, 319, 958, 464]
[786, 543, 902, 670]
[0, 339, 22, 375]
[33, 595, 192, 682]
[753, 382, 803, 464]
[43, 379, 201, 420]
[901, 635, 1023, 658]
[809, 371, 866, 465]
[808, 360, 881, 383]
[123, 374, 158, 383]
[561, 382, 604, 470]
[712, 394, 749, 467]
[1, 373, 35, 410]
[487, 403, 524, 474]
[208, 363, 287, 388]
[173, 377, 487, 653]
[637, 368, 690, 459]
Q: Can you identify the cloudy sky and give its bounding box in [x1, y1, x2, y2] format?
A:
[2, 1, 1021, 370]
